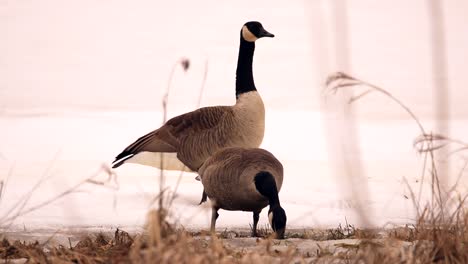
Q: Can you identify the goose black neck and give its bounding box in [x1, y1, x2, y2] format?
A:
[254, 171, 280, 206]
[269, 203, 282, 213]
[236, 32, 256, 98]
[267, 191, 280, 207]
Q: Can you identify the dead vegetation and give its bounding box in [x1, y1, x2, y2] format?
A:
[1, 214, 465, 263]
[0, 210, 299, 263]
[325, 72, 468, 263]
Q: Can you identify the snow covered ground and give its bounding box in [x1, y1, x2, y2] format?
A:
[1, 110, 467, 232]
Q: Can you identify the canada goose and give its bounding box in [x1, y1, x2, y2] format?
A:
[112, 21, 274, 172]
[198, 147, 287, 239]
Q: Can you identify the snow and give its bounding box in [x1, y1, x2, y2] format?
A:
[1, 110, 467, 232]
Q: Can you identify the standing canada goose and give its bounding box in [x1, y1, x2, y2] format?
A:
[112, 21, 275, 171]
[198, 147, 287, 239]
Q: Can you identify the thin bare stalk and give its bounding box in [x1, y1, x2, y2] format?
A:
[447, 160, 468, 194]
[196, 58, 209, 107]
[416, 149, 429, 216]
[168, 57, 208, 208]
[159, 58, 190, 211]
[415, 134, 468, 155]
[326, 72, 427, 135]
[0, 156, 58, 224]
[0, 165, 118, 227]
[326, 72, 449, 220]
[403, 177, 419, 217]
[148, 187, 171, 208]
[0, 163, 14, 209]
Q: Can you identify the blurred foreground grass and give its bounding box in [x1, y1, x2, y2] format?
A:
[1, 207, 466, 263]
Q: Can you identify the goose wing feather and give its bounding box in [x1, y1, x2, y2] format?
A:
[112, 106, 231, 167]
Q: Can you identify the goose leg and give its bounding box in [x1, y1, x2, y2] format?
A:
[210, 207, 219, 233]
[252, 210, 261, 237]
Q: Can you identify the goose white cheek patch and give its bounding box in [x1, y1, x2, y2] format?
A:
[268, 211, 273, 227]
[242, 26, 257, 42]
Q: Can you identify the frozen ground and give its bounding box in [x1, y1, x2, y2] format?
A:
[1, 110, 467, 232]
[1, 226, 414, 264]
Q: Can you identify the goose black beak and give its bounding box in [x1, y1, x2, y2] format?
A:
[259, 28, 275, 38]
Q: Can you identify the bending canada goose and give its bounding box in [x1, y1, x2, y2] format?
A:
[112, 21, 275, 171]
[198, 147, 287, 239]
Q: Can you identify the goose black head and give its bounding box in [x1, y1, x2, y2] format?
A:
[268, 206, 287, 239]
[242, 21, 275, 42]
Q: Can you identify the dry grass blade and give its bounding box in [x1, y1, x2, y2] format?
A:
[326, 72, 467, 262]
[414, 133, 468, 155]
[148, 187, 170, 208]
[326, 72, 436, 220]
[0, 153, 61, 224]
[158, 57, 190, 215]
[325, 72, 355, 86]
[402, 177, 420, 216]
[167, 57, 208, 209]
[0, 173, 53, 225]
[326, 72, 427, 135]
[0, 164, 118, 227]
[349, 89, 373, 104]
[196, 58, 209, 107]
[447, 160, 468, 194]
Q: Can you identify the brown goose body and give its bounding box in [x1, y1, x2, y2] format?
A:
[199, 147, 283, 211]
[112, 92, 264, 171]
[112, 21, 274, 172]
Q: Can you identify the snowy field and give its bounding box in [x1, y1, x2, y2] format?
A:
[1, 110, 467, 232]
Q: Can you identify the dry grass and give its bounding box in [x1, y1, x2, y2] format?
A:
[326, 72, 468, 263]
[0, 207, 466, 263]
[1, 217, 465, 263]
[0, 210, 301, 263]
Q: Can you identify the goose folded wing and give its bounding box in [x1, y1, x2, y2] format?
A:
[167, 106, 231, 136]
[112, 106, 231, 166]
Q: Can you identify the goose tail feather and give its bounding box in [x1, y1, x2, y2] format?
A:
[112, 153, 134, 168]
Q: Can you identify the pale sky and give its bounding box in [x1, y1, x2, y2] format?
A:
[2, 0, 468, 118]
